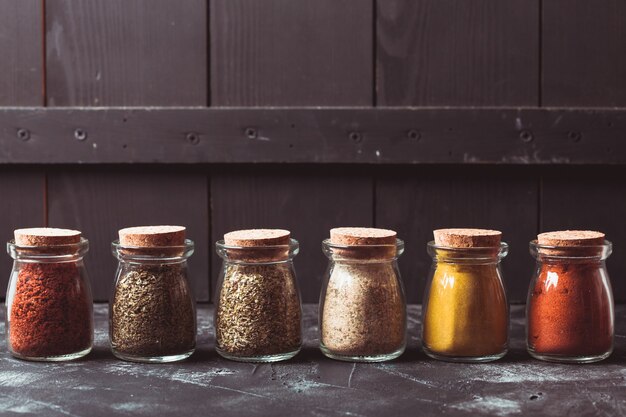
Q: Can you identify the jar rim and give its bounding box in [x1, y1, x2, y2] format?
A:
[322, 238, 404, 261]
[112, 239, 194, 261]
[427, 241, 509, 261]
[216, 238, 299, 263]
[529, 239, 612, 260]
[7, 237, 89, 260]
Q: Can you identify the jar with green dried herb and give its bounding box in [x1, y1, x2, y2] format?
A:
[110, 226, 196, 363]
[320, 227, 407, 362]
[215, 229, 302, 362]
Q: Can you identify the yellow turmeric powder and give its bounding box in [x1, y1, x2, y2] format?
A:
[422, 229, 508, 361]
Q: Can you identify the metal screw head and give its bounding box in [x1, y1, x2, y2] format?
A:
[407, 129, 421, 140]
[186, 132, 200, 145]
[349, 131, 362, 143]
[16, 128, 30, 141]
[245, 128, 258, 139]
[568, 131, 582, 142]
[74, 129, 87, 141]
[519, 130, 533, 143]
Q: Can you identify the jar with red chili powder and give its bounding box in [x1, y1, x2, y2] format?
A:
[6, 228, 94, 361]
[527, 230, 614, 363]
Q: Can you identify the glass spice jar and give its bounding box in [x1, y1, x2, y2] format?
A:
[422, 229, 509, 363]
[215, 229, 302, 362]
[6, 228, 94, 361]
[110, 226, 196, 363]
[527, 230, 614, 363]
[319, 227, 407, 362]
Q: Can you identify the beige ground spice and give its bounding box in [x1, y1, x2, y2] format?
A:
[321, 262, 406, 356]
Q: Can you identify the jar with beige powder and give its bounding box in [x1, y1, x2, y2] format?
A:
[319, 227, 407, 362]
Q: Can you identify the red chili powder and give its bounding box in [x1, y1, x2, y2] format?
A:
[528, 261, 613, 356]
[9, 262, 92, 358]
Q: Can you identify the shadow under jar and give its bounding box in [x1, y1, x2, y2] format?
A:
[422, 229, 509, 363]
[319, 227, 407, 362]
[527, 230, 614, 363]
[110, 226, 196, 363]
[6, 228, 93, 361]
[215, 229, 302, 362]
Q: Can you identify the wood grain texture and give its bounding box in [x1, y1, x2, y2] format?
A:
[542, 0, 626, 106]
[47, 168, 209, 301]
[2, 108, 626, 164]
[45, 0, 207, 106]
[0, 169, 45, 295]
[211, 0, 372, 106]
[541, 166, 626, 302]
[210, 166, 373, 303]
[376, 166, 539, 303]
[0, 0, 43, 106]
[377, 0, 539, 106]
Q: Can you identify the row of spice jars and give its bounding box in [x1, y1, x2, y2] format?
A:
[4, 226, 615, 365]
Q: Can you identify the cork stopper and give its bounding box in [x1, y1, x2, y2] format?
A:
[433, 228, 502, 248]
[329, 227, 398, 259]
[119, 226, 186, 247]
[223, 229, 291, 262]
[14, 227, 81, 246]
[224, 229, 290, 247]
[537, 230, 605, 247]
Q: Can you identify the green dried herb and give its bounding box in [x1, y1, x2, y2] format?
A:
[111, 263, 195, 357]
[216, 263, 301, 357]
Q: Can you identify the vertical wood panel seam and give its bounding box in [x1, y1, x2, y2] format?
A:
[43, 172, 48, 226]
[42, 0, 47, 106]
[207, 0, 211, 107]
[206, 169, 212, 303]
[538, 0, 543, 107]
[372, 174, 377, 227]
[538, 176, 543, 233]
[372, 0, 377, 106]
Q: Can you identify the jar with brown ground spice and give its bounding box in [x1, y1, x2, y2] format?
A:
[319, 227, 407, 362]
[527, 230, 614, 363]
[6, 228, 94, 361]
[110, 226, 196, 363]
[215, 229, 302, 362]
[422, 229, 509, 362]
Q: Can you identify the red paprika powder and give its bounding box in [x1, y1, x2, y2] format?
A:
[527, 231, 614, 363]
[6, 228, 93, 361]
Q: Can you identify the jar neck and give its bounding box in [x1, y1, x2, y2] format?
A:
[216, 238, 299, 264]
[322, 238, 404, 262]
[427, 241, 508, 265]
[529, 240, 612, 262]
[112, 239, 194, 263]
[7, 238, 89, 262]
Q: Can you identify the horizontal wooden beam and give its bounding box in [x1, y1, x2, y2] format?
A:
[0, 107, 624, 164]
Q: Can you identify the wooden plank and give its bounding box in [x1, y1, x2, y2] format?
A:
[210, 0, 372, 106]
[0, 169, 45, 296]
[377, 0, 539, 106]
[210, 167, 373, 303]
[543, 0, 626, 106]
[45, 0, 207, 106]
[47, 168, 209, 302]
[541, 167, 626, 302]
[376, 166, 539, 303]
[0, 0, 43, 106]
[1, 107, 626, 164]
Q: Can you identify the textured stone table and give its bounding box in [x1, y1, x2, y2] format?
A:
[0, 305, 625, 416]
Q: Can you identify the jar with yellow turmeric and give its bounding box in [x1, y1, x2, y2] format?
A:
[422, 228, 509, 362]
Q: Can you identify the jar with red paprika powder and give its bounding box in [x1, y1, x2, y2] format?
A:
[527, 230, 614, 363]
[6, 228, 94, 361]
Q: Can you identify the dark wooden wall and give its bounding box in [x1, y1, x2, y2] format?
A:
[1, 0, 625, 304]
